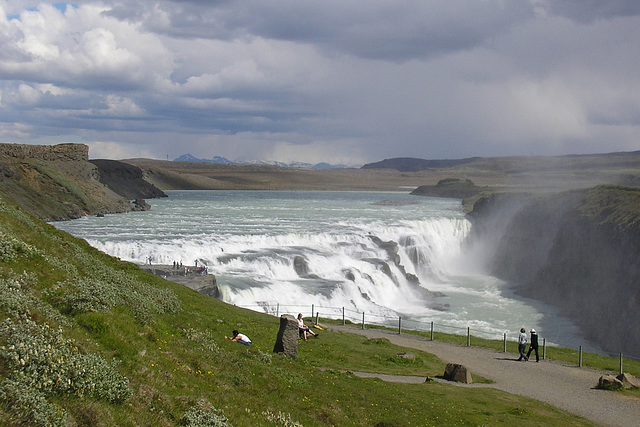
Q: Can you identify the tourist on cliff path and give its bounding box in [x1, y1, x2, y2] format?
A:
[517, 327, 528, 361]
[526, 329, 540, 362]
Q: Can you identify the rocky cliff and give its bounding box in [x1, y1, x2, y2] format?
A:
[0, 142, 89, 162]
[90, 159, 167, 200]
[467, 186, 640, 355]
[0, 143, 165, 220]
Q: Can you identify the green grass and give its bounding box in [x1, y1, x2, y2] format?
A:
[324, 318, 640, 378]
[0, 195, 598, 426]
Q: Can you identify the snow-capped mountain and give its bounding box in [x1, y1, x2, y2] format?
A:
[173, 154, 357, 169]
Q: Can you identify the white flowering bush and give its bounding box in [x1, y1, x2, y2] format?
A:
[180, 399, 232, 426]
[0, 379, 66, 427]
[0, 199, 182, 323]
[255, 349, 273, 365]
[0, 230, 18, 262]
[262, 410, 303, 427]
[0, 317, 131, 425]
[43, 239, 182, 323]
[0, 271, 71, 328]
[59, 274, 181, 324]
[182, 327, 222, 354]
[0, 229, 41, 262]
[0, 274, 30, 318]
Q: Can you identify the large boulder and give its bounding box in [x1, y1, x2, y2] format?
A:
[598, 375, 624, 390]
[443, 363, 472, 384]
[273, 314, 299, 359]
[616, 373, 640, 389]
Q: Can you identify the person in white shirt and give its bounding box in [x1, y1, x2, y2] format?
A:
[517, 327, 528, 361]
[225, 330, 252, 346]
[297, 313, 318, 340]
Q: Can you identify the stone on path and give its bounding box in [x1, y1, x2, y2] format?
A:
[273, 314, 299, 359]
[616, 373, 640, 389]
[598, 375, 623, 390]
[443, 363, 473, 384]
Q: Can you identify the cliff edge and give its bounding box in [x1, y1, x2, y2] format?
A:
[0, 143, 165, 220]
[467, 186, 640, 355]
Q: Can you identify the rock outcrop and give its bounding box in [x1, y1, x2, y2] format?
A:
[0, 142, 88, 162]
[0, 143, 166, 220]
[443, 363, 472, 383]
[273, 314, 299, 359]
[467, 186, 640, 355]
[90, 159, 167, 200]
[597, 375, 624, 390]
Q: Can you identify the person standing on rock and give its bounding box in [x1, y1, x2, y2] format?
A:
[526, 329, 539, 362]
[517, 327, 528, 361]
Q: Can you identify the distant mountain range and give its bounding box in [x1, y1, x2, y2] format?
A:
[173, 154, 357, 169]
[361, 157, 480, 172]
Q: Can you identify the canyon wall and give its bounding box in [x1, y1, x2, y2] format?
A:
[468, 187, 640, 355]
[0, 143, 164, 220]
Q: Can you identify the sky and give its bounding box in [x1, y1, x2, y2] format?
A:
[1, 1, 639, 165]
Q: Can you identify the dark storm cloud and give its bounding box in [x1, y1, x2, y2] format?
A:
[108, 0, 535, 61]
[546, 0, 640, 23]
[1, 1, 639, 162]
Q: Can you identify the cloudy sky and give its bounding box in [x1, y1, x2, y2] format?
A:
[1, 1, 639, 164]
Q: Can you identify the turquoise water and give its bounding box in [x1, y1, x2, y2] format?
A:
[52, 190, 596, 350]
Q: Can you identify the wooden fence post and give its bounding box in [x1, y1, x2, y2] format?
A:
[620, 353, 624, 375]
[579, 346, 583, 367]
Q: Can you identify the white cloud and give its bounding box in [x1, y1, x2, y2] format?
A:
[86, 140, 157, 160]
[0, 1, 639, 163]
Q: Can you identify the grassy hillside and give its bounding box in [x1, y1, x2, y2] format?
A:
[0, 157, 131, 221]
[0, 194, 594, 426]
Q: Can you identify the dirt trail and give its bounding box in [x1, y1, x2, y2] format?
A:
[330, 325, 640, 427]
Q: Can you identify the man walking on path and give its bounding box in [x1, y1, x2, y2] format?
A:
[517, 327, 528, 361]
[526, 329, 539, 362]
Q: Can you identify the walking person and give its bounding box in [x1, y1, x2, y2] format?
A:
[526, 329, 540, 362]
[517, 327, 528, 361]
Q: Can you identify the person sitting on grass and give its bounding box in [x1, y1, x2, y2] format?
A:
[225, 330, 252, 346]
[297, 313, 319, 341]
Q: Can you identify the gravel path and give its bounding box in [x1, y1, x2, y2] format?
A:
[331, 325, 640, 427]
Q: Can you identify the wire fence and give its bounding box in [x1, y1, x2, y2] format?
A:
[239, 302, 640, 375]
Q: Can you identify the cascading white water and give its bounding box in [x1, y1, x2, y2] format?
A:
[52, 190, 594, 350]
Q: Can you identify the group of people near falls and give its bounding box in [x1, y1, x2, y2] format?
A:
[517, 327, 540, 362]
[225, 313, 319, 347]
[224, 317, 538, 364]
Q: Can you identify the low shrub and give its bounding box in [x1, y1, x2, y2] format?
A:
[0, 317, 131, 424]
[181, 399, 232, 426]
[0, 379, 66, 427]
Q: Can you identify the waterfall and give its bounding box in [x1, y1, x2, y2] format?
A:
[52, 190, 596, 348]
